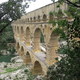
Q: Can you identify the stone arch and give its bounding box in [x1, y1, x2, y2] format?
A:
[17, 27, 19, 34]
[40, 32, 45, 43]
[33, 28, 44, 52]
[30, 17, 32, 22]
[43, 14, 47, 21]
[23, 51, 32, 64]
[34, 16, 36, 22]
[16, 42, 20, 51]
[38, 15, 40, 21]
[20, 46, 24, 56]
[25, 27, 31, 46]
[16, 27, 19, 37]
[32, 61, 43, 75]
[47, 32, 59, 64]
[21, 27, 24, 41]
[21, 27, 24, 34]
[28, 18, 29, 22]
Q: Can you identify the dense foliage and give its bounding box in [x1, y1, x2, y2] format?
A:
[0, 0, 35, 52]
[47, 0, 80, 80]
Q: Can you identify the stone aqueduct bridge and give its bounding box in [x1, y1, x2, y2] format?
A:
[12, 2, 67, 75]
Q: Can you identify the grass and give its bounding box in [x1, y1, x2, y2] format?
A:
[6, 67, 20, 72]
[0, 65, 24, 74]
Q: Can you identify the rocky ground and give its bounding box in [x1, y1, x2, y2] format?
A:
[0, 56, 44, 80]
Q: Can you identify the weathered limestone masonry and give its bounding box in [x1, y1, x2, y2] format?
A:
[11, 2, 67, 75]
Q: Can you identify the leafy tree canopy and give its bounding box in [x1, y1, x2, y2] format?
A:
[47, 0, 80, 80]
[0, 0, 35, 33]
[0, 0, 35, 52]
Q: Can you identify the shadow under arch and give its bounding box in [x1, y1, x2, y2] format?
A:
[43, 14, 47, 21]
[23, 51, 32, 64]
[32, 61, 43, 75]
[21, 27, 24, 41]
[30, 17, 32, 22]
[20, 46, 24, 56]
[25, 27, 31, 46]
[33, 28, 44, 52]
[16, 42, 20, 51]
[47, 32, 59, 64]
[38, 15, 40, 21]
[34, 16, 36, 22]
[17, 27, 19, 34]
[17, 27, 19, 37]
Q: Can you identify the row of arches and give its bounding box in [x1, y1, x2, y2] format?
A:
[15, 26, 45, 52]
[16, 26, 59, 64]
[17, 27, 59, 53]
[15, 23, 60, 74]
[27, 14, 47, 22]
[16, 43, 43, 75]
[26, 13, 54, 22]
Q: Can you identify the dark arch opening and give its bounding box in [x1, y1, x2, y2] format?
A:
[43, 14, 47, 21]
[21, 27, 24, 34]
[17, 27, 19, 34]
[16, 42, 20, 51]
[34, 17, 36, 22]
[24, 52, 31, 64]
[34, 28, 44, 52]
[28, 18, 29, 22]
[21, 27, 24, 41]
[40, 32, 45, 43]
[20, 46, 24, 56]
[32, 61, 43, 75]
[38, 15, 40, 21]
[30, 17, 32, 22]
[25, 27, 31, 46]
[16, 27, 19, 37]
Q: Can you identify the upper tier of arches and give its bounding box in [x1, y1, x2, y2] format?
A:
[12, 2, 67, 24]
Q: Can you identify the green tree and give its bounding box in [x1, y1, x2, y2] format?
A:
[0, 0, 35, 52]
[47, 0, 80, 80]
[0, 0, 35, 33]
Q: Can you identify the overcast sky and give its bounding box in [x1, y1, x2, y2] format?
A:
[0, 0, 53, 12]
[26, 0, 53, 12]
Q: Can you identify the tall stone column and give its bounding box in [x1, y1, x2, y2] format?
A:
[46, 36, 59, 65]
[33, 36, 41, 52]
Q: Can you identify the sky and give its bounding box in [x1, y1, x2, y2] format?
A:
[0, 0, 53, 12]
[26, 0, 53, 12]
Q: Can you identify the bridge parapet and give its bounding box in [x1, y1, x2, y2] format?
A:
[12, 2, 67, 25]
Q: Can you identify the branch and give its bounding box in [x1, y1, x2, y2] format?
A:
[0, 21, 12, 34]
[66, 0, 80, 8]
[0, 12, 8, 20]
